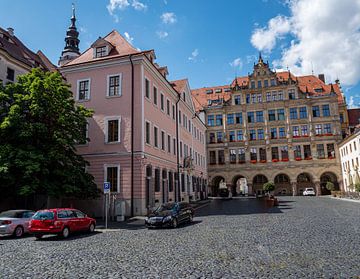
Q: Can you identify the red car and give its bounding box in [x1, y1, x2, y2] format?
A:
[29, 208, 96, 239]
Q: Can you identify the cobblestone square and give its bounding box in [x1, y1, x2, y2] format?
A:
[1, 197, 359, 278]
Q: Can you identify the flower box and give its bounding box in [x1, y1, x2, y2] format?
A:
[250, 160, 257, 164]
[260, 160, 267, 163]
[304, 157, 312, 160]
[295, 157, 302, 161]
[324, 133, 333, 136]
[281, 158, 289, 162]
[272, 159, 279, 162]
[293, 135, 300, 138]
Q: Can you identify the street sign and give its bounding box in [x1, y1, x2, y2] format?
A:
[104, 182, 111, 194]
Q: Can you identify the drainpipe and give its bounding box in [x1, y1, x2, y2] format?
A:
[129, 54, 135, 217]
[175, 94, 181, 202]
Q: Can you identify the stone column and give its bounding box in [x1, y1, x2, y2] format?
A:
[314, 181, 321, 196]
[291, 182, 297, 196]
[247, 183, 253, 195]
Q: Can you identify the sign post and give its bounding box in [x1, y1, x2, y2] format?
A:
[104, 182, 110, 229]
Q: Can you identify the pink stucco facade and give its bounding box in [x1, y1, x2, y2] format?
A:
[60, 31, 207, 217]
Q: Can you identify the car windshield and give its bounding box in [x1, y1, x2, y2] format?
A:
[0, 210, 25, 218]
[306, 188, 314, 191]
[154, 203, 176, 212]
[32, 211, 54, 220]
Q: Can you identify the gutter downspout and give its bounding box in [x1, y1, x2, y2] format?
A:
[130, 54, 135, 217]
[175, 94, 181, 202]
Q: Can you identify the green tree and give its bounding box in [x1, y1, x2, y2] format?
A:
[326, 181, 335, 192]
[0, 69, 100, 200]
[263, 181, 275, 195]
[355, 183, 360, 192]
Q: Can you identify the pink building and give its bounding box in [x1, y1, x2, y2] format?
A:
[59, 26, 207, 217]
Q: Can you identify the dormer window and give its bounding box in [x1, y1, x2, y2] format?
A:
[95, 46, 107, 58]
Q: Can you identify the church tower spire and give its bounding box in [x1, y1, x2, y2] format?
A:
[58, 4, 80, 66]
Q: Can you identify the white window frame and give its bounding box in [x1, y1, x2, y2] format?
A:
[104, 116, 121, 143]
[76, 78, 91, 101]
[106, 73, 122, 97]
[94, 45, 108, 58]
[104, 164, 120, 193]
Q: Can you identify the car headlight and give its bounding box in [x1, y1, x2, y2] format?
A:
[163, 215, 172, 222]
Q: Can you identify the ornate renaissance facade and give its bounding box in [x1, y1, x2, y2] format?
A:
[192, 55, 348, 196]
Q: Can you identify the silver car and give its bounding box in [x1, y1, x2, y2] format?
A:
[0, 210, 35, 237]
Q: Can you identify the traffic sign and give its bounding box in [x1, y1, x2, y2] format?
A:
[104, 182, 111, 194]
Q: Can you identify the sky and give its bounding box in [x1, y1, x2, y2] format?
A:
[1, 0, 360, 107]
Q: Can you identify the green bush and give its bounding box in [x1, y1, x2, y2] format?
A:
[355, 183, 360, 192]
[326, 181, 335, 191]
[263, 181, 275, 192]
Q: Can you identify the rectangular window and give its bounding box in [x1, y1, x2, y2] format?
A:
[288, 89, 295, 100]
[294, 145, 301, 159]
[301, 125, 308, 136]
[257, 93, 262, 103]
[153, 87, 158, 105]
[207, 115, 214, 126]
[172, 105, 175, 120]
[251, 94, 257, 103]
[250, 129, 256, 140]
[323, 123, 332, 134]
[235, 113, 242, 124]
[327, 143, 335, 158]
[234, 95, 241, 105]
[78, 122, 88, 145]
[166, 100, 170, 115]
[322, 104, 330, 117]
[270, 127, 277, 139]
[251, 81, 255, 89]
[277, 109, 285, 121]
[257, 129, 264, 140]
[145, 78, 150, 98]
[78, 79, 90, 100]
[237, 130, 243, 141]
[304, 145, 312, 159]
[270, 79, 276, 86]
[95, 46, 107, 58]
[289, 108, 298, 119]
[209, 132, 216, 143]
[272, 91, 277, 101]
[229, 131, 236, 142]
[299, 107, 307, 119]
[106, 166, 119, 193]
[179, 111, 182, 124]
[256, 111, 264, 122]
[216, 115, 223, 126]
[246, 94, 250, 104]
[145, 122, 150, 144]
[281, 146, 288, 160]
[250, 148, 257, 161]
[279, 127, 286, 138]
[340, 113, 344, 123]
[292, 126, 300, 137]
[107, 119, 120, 142]
[247, 112, 255, 123]
[317, 144, 325, 159]
[180, 142, 183, 157]
[209, 151, 216, 164]
[230, 149, 237, 163]
[238, 148, 246, 163]
[217, 132, 223, 143]
[315, 124, 322, 135]
[227, 114, 234, 125]
[108, 75, 121, 96]
[278, 91, 284, 101]
[154, 126, 158, 147]
[266, 92, 271, 102]
[259, 148, 266, 161]
[264, 80, 269, 88]
[268, 110, 276, 121]
[271, 147, 279, 160]
[257, 80, 262, 88]
[218, 150, 225, 164]
[312, 106, 320, 117]
[173, 138, 176, 155]
[6, 67, 15, 81]
[167, 135, 171, 153]
[160, 94, 164, 110]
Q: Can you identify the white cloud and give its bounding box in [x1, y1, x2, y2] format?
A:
[132, 0, 147, 11]
[161, 12, 177, 24]
[188, 49, 199, 61]
[349, 96, 355, 108]
[124, 32, 134, 45]
[250, 0, 360, 86]
[157, 31, 169, 39]
[107, 0, 129, 15]
[230, 58, 243, 69]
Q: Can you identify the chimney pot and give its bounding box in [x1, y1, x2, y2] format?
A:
[7, 27, 14, 36]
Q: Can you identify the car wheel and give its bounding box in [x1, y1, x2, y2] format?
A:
[13, 226, 24, 238]
[88, 223, 95, 233]
[35, 234, 43, 239]
[188, 214, 193, 223]
[61, 227, 70, 239]
[172, 218, 178, 228]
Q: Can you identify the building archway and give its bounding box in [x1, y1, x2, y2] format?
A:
[210, 176, 225, 197]
[274, 173, 291, 195]
[232, 175, 247, 196]
[320, 172, 339, 195]
[297, 173, 313, 195]
[253, 174, 268, 195]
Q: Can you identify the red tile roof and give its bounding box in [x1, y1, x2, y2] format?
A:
[191, 85, 232, 111]
[171, 79, 188, 94]
[64, 30, 141, 66]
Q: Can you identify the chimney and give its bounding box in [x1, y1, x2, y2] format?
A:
[318, 74, 325, 83]
[7, 27, 14, 36]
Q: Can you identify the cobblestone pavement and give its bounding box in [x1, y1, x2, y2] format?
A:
[1, 197, 359, 278]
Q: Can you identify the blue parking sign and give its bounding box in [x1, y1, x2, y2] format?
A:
[104, 182, 111, 193]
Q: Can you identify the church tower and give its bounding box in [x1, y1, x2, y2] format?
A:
[58, 4, 80, 66]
